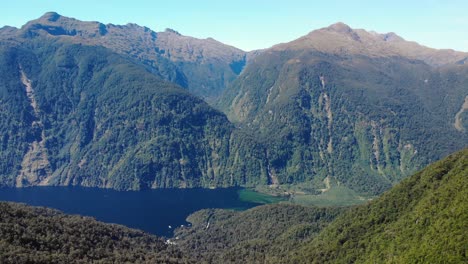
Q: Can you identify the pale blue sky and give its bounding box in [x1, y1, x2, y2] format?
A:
[1, 0, 467, 52]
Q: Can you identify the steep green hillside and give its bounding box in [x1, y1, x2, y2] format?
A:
[18, 12, 246, 101]
[0, 39, 266, 190]
[174, 204, 343, 263]
[290, 148, 467, 263]
[221, 23, 468, 195]
[0, 202, 190, 263]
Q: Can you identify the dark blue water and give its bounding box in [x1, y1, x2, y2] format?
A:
[0, 187, 261, 237]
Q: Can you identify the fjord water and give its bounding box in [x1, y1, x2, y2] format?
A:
[0, 187, 263, 237]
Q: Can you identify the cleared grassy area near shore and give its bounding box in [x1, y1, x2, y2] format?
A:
[238, 188, 288, 204]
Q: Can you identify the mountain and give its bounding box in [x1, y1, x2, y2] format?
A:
[272, 22, 467, 66]
[0, 202, 190, 263]
[1, 15, 467, 195]
[0, 35, 265, 190]
[220, 22, 468, 195]
[13, 12, 247, 101]
[290, 147, 467, 263]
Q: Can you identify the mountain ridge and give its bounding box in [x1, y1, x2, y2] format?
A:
[9, 12, 247, 100]
[271, 22, 468, 66]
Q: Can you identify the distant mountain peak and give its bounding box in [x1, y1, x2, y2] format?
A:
[381, 32, 404, 42]
[165, 28, 181, 36]
[324, 22, 353, 33]
[320, 22, 361, 41]
[322, 23, 404, 43]
[19, 12, 110, 38]
[271, 22, 467, 66]
[40, 12, 61, 22]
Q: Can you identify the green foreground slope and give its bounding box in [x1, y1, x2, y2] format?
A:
[174, 148, 467, 263]
[290, 148, 467, 263]
[174, 204, 343, 263]
[0, 202, 190, 263]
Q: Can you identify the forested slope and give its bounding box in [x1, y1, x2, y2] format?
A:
[289, 148, 467, 263]
[0, 40, 266, 190]
[220, 23, 468, 195]
[0, 202, 191, 263]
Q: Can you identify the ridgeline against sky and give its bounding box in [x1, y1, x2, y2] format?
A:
[1, 0, 467, 52]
